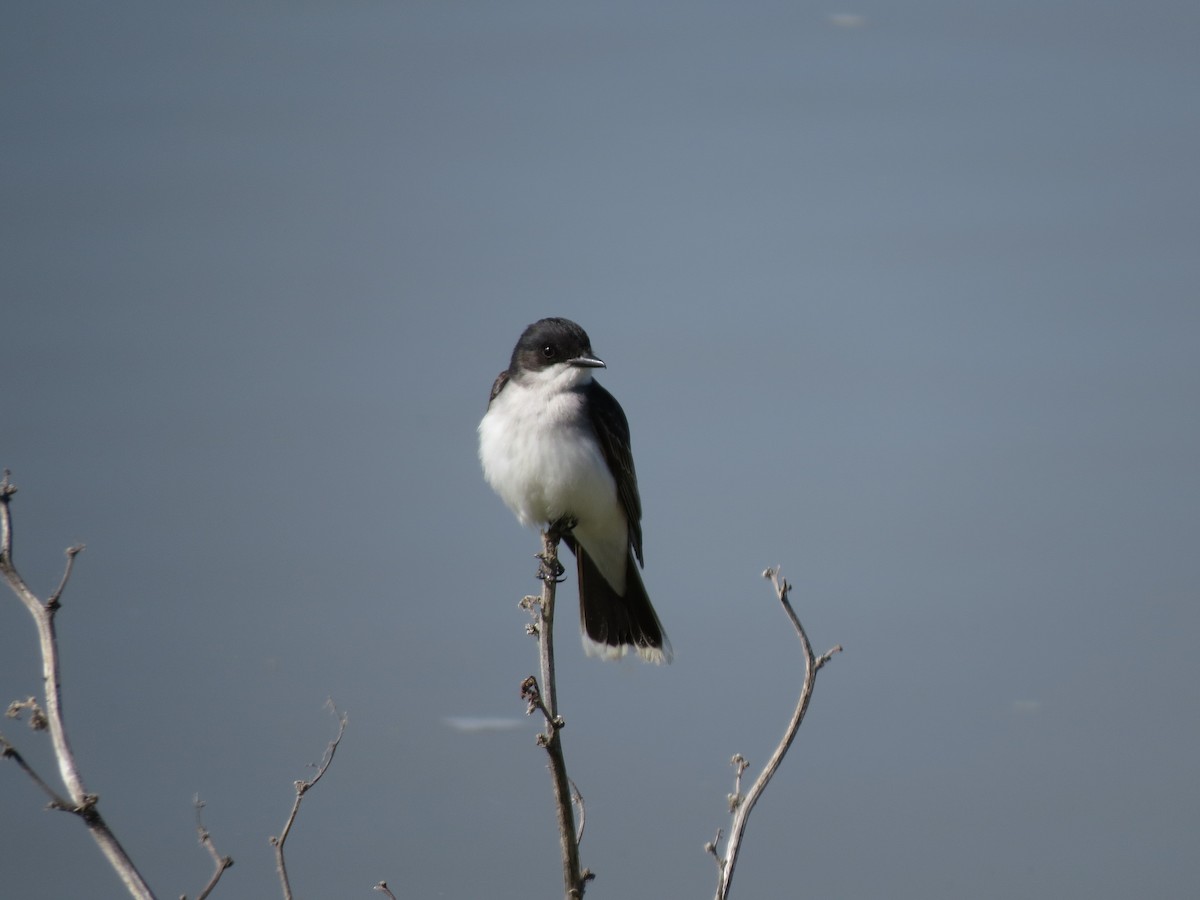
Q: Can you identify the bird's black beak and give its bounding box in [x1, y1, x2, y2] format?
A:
[569, 354, 606, 369]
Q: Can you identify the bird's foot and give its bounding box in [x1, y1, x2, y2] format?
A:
[536, 554, 566, 583]
[536, 516, 575, 582]
[546, 515, 578, 544]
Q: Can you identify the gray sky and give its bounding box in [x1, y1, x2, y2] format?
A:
[3, 2, 1198, 897]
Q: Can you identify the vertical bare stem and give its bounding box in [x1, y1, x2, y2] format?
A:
[0, 472, 157, 900]
[537, 531, 561, 725]
[521, 529, 589, 898]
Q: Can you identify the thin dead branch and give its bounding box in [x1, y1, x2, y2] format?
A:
[519, 528, 592, 899]
[1, 733, 75, 811]
[708, 567, 842, 900]
[190, 795, 233, 900]
[0, 471, 157, 900]
[269, 700, 349, 900]
[570, 778, 586, 846]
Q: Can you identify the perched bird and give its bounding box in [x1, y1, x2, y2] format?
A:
[478, 317, 671, 664]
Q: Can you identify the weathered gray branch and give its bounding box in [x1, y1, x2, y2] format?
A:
[269, 701, 348, 900]
[0, 471, 157, 900]
[519, 528, 591, 899]
[707, 567, 842, 900]
[190, 795, 233, 900]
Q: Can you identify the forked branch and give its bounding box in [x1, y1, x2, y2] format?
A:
[269, 700, 348, 900]
[0, 471, 157, 900]
[707, 567, 842, 900]
[191, 795, 234, 900]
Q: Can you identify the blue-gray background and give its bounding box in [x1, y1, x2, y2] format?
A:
[3, 2, 1198, 897]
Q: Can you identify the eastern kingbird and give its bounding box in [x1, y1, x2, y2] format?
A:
[478, 317, 671, 664]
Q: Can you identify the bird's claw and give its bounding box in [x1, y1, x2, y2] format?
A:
[536, 555, 567, 583]
[547, 515, 578, 544]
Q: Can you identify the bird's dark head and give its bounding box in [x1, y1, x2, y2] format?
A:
[509, 317, 606, 376]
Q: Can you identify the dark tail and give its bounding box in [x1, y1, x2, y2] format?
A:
[563, 535, 672, 664]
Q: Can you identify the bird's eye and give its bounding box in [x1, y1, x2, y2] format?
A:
[541, 345, 555, 359]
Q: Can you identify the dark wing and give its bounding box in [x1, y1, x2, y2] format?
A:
[582, 380, 644, 566]
[487, 370, 510, 406]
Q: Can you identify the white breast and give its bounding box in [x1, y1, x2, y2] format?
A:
[479, 378, 605, 516]
[478, 367, 630, 590]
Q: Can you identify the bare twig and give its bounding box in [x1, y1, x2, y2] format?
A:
[269, 700, 349, 900]
[0, 733, 75, 812]
[47, 542, 85, 609]
[0, 471, 157, 900]
[709, 567, 842, 900]
[570, 778, 586, 846]
[190, 795, 233, 900]
[519, 529, 591, 898]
